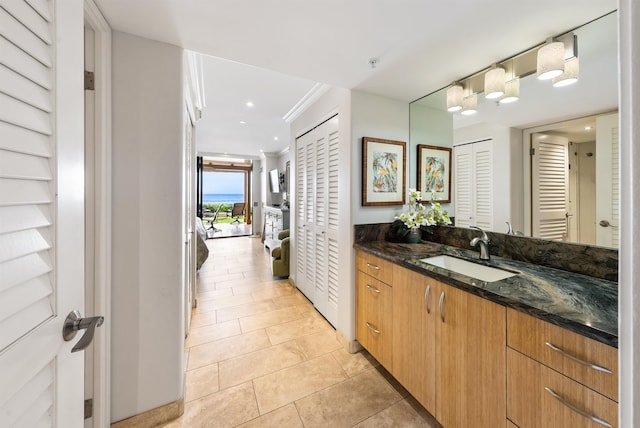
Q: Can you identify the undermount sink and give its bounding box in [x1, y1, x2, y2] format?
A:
[420, 255, 517, 283]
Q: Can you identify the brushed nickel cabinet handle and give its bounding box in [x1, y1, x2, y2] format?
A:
[439, 291, 445, 322]
[545, 342, 613, 374]
[425, 285, 431, 314]
[366, 284, 381, 294]
[366, 262, 380, 270]
[544, 387, 613, 427]
[365, 322, 381, 334]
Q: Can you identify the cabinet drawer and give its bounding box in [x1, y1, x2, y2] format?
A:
[508, 348, 617, 428]
[356, 271, 392, 369]
[507, 309, 617, 401]
[356, 251, 393, 285]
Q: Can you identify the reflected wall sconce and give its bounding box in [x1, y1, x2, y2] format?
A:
[536, 39, 565, 80]
[460, 94, 477, 115]
[484, 65, 505, 99]
[446, 83, 464, 112]
[552, 56, 579, 87]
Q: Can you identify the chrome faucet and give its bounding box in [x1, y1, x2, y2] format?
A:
[470, 226, 491, 260]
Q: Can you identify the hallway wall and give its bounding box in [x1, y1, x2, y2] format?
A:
[111, 31, 186, 422]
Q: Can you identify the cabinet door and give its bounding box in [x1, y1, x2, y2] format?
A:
[392, 266, 438, 414]
[507, 348, 617, 428]
[436, 283, 506, 428]
[356, 271, 393, 370]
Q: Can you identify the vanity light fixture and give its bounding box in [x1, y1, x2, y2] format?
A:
[537, 39, 565, 80]
[499, 77, 520, 104]
[552, 56, 579, 87]
[484, 65, 505, 99]
[446, 83, 464, 112]
[460, 94, 477, 115]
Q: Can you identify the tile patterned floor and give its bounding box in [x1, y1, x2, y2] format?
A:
[162, 236, 440, 428]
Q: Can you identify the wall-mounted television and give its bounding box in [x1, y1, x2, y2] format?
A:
[269, 168, 280, 193]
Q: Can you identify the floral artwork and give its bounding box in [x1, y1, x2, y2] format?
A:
[372, 151, 398, 193]
[423, 156, 445, 193]
[362, 137, 406, 206]
[417, 145, 451, 203]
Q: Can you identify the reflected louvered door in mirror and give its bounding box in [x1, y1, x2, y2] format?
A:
[453, 139, 493, 230]
[0, 1, 85, 426]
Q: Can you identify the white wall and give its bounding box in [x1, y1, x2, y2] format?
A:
[111, 31, 185, 422]
[351, 91, 410, 226]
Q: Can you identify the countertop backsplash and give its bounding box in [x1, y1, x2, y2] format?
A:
[354, 223, 618, 282]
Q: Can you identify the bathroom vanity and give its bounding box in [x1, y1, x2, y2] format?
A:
[354, 232, 618, 428]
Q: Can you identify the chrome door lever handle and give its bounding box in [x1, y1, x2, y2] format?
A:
[63, 310, 104, 353]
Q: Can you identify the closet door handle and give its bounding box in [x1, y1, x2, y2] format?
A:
[425, 285, 431, 314]
[545, 342, 613, 374]
[439, 291, 445, 322]
[544, 387, 612, 427]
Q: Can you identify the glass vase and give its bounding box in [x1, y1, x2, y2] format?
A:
[406, 227, 421, 243]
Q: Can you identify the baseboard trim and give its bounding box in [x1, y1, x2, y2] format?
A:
[111, 399, 184, 428]
[336, 329, 361, 354]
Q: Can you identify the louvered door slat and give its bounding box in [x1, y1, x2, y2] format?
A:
[0, 7, 52, 66]
[454, 145, 472, 228]
[0, 274, 51, 322]
[473, 142, 493, 229]
[0, 179, 51, 205]
[0, 252, 51, 293]
[327, 239, 339, 307]
[0, 0, 52, 43]
[2, 363, 53, 427]
[0, 205, 51, 234]
[0, 65, 52, 112]
[0, 228, 51, 262]
[0, 121, 51, 156]
[0, 150, 51, 180]
[24, 0, 52, 22]
[0, 297, 52, 351]
[315, 135, 326, 227]
[328, 131, 339, 230]
[611, 127, 619, 247]
[0, 93, 52, 134]
[1, 37, 51, 89]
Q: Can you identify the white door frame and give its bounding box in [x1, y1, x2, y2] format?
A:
[84, 1, 112, 426]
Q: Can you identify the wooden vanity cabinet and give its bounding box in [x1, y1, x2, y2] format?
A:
[392, 264, 506, 428]
[392, 265, 438, 415]
[436, 280, 507, 428]
[507, 309, 618, 428]
[355, 251, 393, 370]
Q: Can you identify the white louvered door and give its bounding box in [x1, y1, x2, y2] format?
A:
[453, 140, 493, 230]
[1, 1, 85, 426]
[531, 133, 570, 240]
[294, 115, 339, 326]
[595, 112, 619, 248]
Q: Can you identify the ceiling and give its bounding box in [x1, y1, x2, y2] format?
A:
[94, 0, 618, 158]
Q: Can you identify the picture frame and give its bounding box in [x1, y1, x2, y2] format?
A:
[362, 137, 406, 206]
[417, 144, 452, 203]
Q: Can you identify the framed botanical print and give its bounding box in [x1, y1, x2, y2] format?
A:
[362, 137, 406, 206]
[417, 144, 451, 203]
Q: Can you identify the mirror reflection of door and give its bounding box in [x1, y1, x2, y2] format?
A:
[530, 112, 619, 248]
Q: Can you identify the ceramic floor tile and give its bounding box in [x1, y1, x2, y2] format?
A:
[188, 329, 271, 370]
[218, 340, 306, 390]
[185, 363, 219, 402]
[295, 368, 403, 428]
[295, 329, 342, 359]
[215, 276, 262, 289]
[184, 319, 241, 348]
[253, 353, 348, 414]
[239, 305, 307, 333]
[216, 300, 280, 323]
[271, 292, 313, 310]
[265, 314, 334, 345]
[331, 348, 379, 377]
[251, 284, 298, 302]
[352, 397, 441, 428]
[195, 293, 255, 314]
[197, 288, 234, 302]
[190, 311, 217, 329]
[167, 381, 259, 428]
[236, 404, 303, 428]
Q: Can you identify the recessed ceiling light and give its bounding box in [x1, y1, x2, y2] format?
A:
[585, 126, 592, 131]
[274, 137, 279, 141]
[246, 101, 254, 108]
[239, 120, 246, 124]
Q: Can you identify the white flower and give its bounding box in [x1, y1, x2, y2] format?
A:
[395, 188, 452, 229]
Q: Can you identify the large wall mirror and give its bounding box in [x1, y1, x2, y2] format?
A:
[409, 11, 618, 248]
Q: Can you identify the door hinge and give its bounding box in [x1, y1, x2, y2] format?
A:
[530, 147, 535, 155]
[84, 398, 93, 419]
[84, 70, 95, 91]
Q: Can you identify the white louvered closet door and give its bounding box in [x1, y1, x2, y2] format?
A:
[453, 139, 493, 230]
[1, 1, 85, 426]
[293, 115, 339, 326]
[595, 112, 619, 248]
[531, 133, 570, 240]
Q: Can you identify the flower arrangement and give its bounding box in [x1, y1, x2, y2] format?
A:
[396, 188, 452, 230]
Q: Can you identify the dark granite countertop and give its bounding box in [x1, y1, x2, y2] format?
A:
[354, 240, 618, 348]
